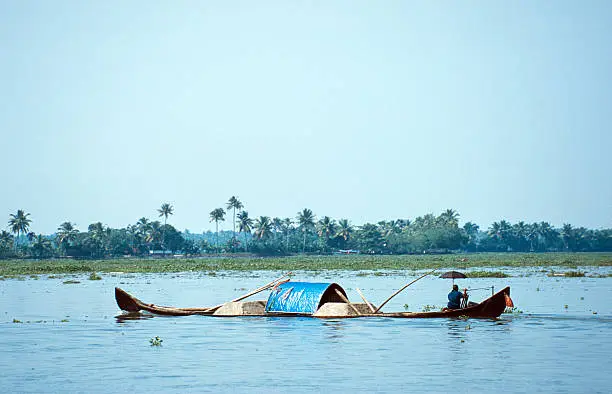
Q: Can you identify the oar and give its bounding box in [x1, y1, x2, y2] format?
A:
[356, 288, 376, 313]
[203, 272, 292, 312]
[334, 289, 362, 316]
[374, 269, 436, 313]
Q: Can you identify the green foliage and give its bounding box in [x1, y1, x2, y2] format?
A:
[1, 252, 612, 275]
[88, 272, 102, 280]
[467, 271, 509, 278]
[563, 270, 586, 277]
[547, 270, 586, 277]
[150, 336, 163, 346]
[421, 304, 439, 312]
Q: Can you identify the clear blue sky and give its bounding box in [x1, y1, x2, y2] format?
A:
[1, 1, 611, 234]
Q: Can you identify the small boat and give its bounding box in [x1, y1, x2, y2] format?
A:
[115, 280, 513, 319]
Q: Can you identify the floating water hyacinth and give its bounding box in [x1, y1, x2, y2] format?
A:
[150, 336, 163, 346]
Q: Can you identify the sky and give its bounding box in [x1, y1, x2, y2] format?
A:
[1, 1, 611, 234]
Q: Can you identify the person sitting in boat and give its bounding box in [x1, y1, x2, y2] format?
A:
[447, 284, 467, 309]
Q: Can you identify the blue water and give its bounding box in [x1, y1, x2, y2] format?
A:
[1, 269, 611, 393]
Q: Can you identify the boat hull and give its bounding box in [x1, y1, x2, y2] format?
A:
[115, 286, 511, 319]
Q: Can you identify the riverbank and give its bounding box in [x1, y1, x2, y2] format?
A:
[1, 252, 611, 276]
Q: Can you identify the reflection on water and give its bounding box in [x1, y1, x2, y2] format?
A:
[115, 312, 155, 322]
[1, 271, 611, 393]
[321, 319, 347, 340]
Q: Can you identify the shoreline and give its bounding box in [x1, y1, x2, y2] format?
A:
[1, 252, 612, 276]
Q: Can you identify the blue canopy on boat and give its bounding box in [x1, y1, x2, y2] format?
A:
[265, 282, 348, 315]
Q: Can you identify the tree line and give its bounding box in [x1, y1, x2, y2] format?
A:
[2, 198, 611, 259]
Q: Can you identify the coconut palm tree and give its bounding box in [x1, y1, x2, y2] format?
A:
[296, 208, 315, 253]
[8, 209, 32, 251]
[237, 211, 253, 252]
[280, 218, 293, 252]
[87, 222, 110, 257]
[317, 216, 337, 252]
[462, 222, 479, 249]
[512, 221, 529, 252]
[438, 209, 459, 227]
[561, 223, 575, 251]
[337, 219, 353, 246]
[209, 208, 226, 253]
[146, 221, 163, 247]
[157, 203, 174, 253]
[226, 196, 243, 251]
[0, 230, 14, 255]
[0, 230, 13, 244]
[537, 221, 559, 251]
[317, 216, 336, 241]
[56, 222, 79, 254]
[31, 235, 53, 258]
[253, 216, 273, 240]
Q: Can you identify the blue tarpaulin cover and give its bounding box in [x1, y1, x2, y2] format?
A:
[265, 282, 347, 315]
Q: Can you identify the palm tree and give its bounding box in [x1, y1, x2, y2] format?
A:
[337, 219, 353, 246]
[488, 220, 511, 241]
[209, 208, 226, 253]
[280, 218, 293, 252]
[462, 222, 479, 249]
[538, 221, 559, 251]
[87, 222, 110, 257]
[0, 230, 13, 254]
[8, 209, 32, 251]
[0, 230, 13, 244]
[296, 208, 316, 253]
[512, 221, 529, 252]
[317, 216, 337, 252]
[157, 203, 174, 253]
[146, 221, 163, 247]
[31, 235, 53, 258]
[253, 216, 273, 240]
[561, 223, 575, 251]
[439, 209, 459, 227]
[56, 222, 79, 254]
[226, 196, 244, 251]
[237, 211, 253, 252]
[527, 223, 540, 251]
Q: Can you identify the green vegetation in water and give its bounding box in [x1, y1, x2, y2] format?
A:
[467, 271, 509, 278]
[63, 280, 80, 284]
[13, 318, 22, 323]
[548, 270, 586, 277]
[421, 304, 439, 312]
[88, 272, 102, 280]
[61, 319, 69, 323]
[1, 252, 611, 275]
[150, 336, 163, 346]
[403, 304, 409, 311]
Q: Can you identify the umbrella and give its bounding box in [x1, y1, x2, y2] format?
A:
[439, 270, 467, 285]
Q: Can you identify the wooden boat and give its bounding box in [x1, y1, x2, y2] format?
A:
[377, 286, 512, 319]
[115, 284, 513, 319]
[115, 287, 215, 316]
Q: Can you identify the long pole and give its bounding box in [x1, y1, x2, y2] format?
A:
[334, 289, 361, 316]
[374, 269, 436, 313]
[356, 288, 376, 313]
[204, 272, 292, 312]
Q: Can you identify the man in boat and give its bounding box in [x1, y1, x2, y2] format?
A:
[447, 284, 467, 309]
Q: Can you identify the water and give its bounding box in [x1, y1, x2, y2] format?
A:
[1, 269, 611, 393]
